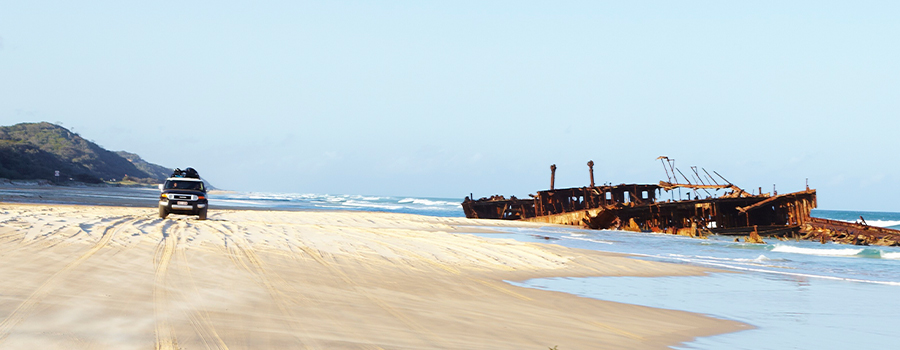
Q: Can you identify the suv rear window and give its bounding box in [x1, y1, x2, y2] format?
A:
[165, 180, 205, 191]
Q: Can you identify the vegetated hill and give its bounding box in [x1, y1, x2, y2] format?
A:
[115, 151, 171, 180]
[0, 143, 102, 183]
[0, 122, 169, 184]
[116, 151, 215, 188]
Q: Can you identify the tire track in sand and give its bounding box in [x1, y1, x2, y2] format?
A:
[153, 220, 179, 350]
[205, 220, 315, 349]
[0, 214, 97, 254]
[173, 221, 230, 350]
[213, 218, 436, 349]
[236, 220, 441, 346]
[291, 235, 443, 346]
[0, 216, 134, 344]
[341, 228, 535, 301]
[295, 223, 534, 303]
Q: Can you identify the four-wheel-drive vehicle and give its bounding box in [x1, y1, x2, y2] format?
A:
[158, 168, 208, 220]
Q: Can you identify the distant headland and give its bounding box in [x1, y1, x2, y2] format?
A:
[0, 122, 170, 186]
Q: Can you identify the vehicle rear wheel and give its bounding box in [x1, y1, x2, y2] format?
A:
[198, 208, 207, 220]
[159, 206, 168, 219]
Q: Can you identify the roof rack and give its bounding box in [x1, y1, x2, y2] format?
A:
[171, 167, 200, 179]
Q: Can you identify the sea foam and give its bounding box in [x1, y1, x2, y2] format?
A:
[771, 245, 863, 257]
[398, 198, 459, 206]
[834, 219, 900, 228]
[881, 251, 900, 260]
[862, 219, 900, 228]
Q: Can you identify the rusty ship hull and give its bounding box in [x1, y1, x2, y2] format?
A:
[462, 161, 900, 246]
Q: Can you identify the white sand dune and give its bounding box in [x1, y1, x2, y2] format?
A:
[0, 204, 747, 349]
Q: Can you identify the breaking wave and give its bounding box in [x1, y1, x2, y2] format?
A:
[812, 210, 900, 229]
[659, 252, 900, 286]
[828, 219, 900, 228]
[398, 198, 460, 206]
[210, 192, 464, 217]
[880, 252, 900, 260]
[771, 245, 864, 257]
[860, 220, 900, 228]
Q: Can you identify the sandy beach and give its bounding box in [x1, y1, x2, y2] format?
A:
[0, 203, 748, 349]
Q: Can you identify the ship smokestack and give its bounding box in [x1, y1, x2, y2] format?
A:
[588, 160, 595, 187]
[550, 164, 557, 190]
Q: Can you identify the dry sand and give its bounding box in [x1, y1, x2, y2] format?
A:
[0, 203, 748, 349]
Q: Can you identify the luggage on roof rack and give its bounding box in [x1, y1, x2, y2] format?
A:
[171, 167, 201, 179]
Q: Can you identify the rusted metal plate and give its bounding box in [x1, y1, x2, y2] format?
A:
[802, 217, 900, 246]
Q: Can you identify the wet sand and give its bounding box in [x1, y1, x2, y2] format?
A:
[0, 203, 748, 349]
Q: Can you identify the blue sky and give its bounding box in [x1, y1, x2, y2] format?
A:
[1, 1, 898, 210]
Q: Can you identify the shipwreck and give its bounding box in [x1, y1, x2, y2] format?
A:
[462, 158, 900, 246]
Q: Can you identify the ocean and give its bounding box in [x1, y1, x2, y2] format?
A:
[487, 221, 900, 349]
[3, 186, 898, 348]
[210, 190, 463, 217]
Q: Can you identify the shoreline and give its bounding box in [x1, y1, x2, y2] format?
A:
[0, 184, 456, 214]
[0, 202, 750, 349]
